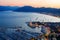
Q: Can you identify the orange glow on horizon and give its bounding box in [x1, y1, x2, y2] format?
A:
[0, 0, 60, 8]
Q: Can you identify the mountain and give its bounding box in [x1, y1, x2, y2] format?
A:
[14, 6, 60, 15]
[0, 6, 60, 16]
[0, 6, 18, 11]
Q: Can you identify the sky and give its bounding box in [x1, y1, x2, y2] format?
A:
[0, 0, 60, 8]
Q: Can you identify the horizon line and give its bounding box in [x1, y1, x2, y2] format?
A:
[0, 5, 60, 9]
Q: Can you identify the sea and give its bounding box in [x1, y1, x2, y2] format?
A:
[0, 11, 60, 40]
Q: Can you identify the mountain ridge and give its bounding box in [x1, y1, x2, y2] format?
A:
[0, 6, 60, 16]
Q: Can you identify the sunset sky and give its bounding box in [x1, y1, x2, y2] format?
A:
[0, 0, 60, 8]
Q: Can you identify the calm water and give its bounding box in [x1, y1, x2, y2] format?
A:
[0, 11, 30, 27]
[0, 11, 60, 27]
[0, 11, 60, 40]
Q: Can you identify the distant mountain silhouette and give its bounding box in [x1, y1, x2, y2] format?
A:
[0, 6, 60, 15]
[14, 6, 60, 16]
[0, 6, 18, 11]
[14, 6, 60, 13]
